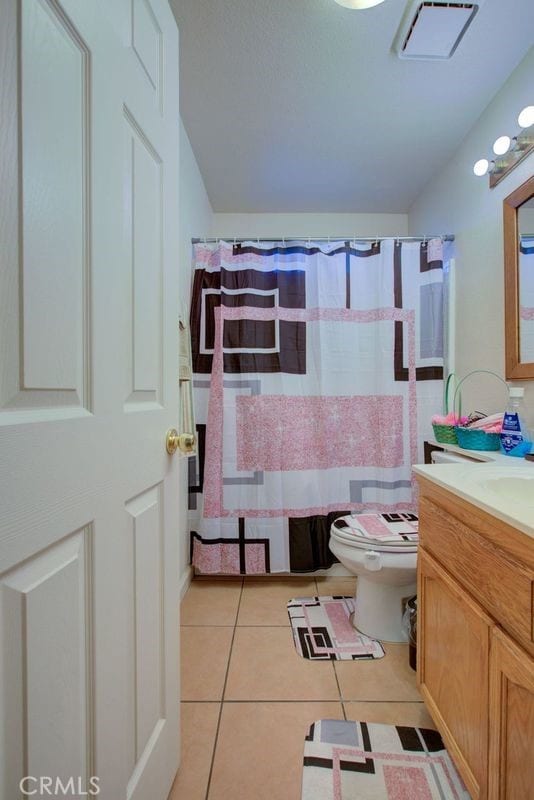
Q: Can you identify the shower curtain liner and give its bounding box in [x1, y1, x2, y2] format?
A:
[188, 238, 445, 574]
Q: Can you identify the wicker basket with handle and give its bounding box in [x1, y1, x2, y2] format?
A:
[453, 370, 507, 451]
[432, 373, 460, 444]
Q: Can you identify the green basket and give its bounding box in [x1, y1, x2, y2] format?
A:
[432, 423, 458, 444]
[432, 373, 460, 444]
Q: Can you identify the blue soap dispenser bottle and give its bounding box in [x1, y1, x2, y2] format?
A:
[500, 387, 530, 456]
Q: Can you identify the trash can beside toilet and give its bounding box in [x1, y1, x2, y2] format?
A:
[403, 595, 417, 671]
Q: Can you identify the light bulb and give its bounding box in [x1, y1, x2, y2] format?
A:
[334, 0, 386, 8]
[518, 106, 534, 128]
[493, 135, 511, 156]
[473, 159, 489, 177]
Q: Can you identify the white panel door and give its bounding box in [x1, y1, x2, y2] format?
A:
[0, 1, 181, 799]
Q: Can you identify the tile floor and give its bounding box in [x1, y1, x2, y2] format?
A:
[168, 576, 436, 800]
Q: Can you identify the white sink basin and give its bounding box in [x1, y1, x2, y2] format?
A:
[413, 463, 534, 537]
[479, 476, 534, 507]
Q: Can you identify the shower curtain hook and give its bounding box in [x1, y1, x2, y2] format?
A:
[282, 237, 286, 247]
[307, 237, 311, 248]
[423, 234, 427, 246]
[233, 236, 237, 246]
[203, 236, 207, 245]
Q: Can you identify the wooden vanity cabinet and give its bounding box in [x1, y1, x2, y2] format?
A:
[416, 478, 534, 800]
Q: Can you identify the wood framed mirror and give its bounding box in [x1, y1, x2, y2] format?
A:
[504, 175, 534, 379]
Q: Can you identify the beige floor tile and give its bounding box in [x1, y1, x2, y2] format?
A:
[181, 579, 242, 626]
[209, 702, 343, 800]
[238, 578, 317, 626]
[315, 576, 357, 598]
[167, 703, 220, 800]
[343, 701, 437, 729]
[181, 627, 233, 701]
[225, 626, 340, 700]
[335, 644, 422, 701]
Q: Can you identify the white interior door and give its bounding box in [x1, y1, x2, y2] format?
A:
[0, 1, 181, 798]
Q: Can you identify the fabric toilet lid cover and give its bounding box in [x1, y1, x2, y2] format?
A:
[331, 513, 419, 550]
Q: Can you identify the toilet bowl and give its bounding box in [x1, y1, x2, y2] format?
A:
[329, 514, 418, 643]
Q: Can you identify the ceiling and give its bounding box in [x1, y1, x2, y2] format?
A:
[170, 0, 534, 213]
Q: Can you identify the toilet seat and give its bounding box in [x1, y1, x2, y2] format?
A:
[330, 530, 418, 553]
[331, 514, 419, 554]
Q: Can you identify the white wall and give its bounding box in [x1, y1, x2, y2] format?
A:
[179, 119, 213, 304]
[409, 47, 534, 416]
[212, 212, 408, 239]
[178, 120, 213, 594]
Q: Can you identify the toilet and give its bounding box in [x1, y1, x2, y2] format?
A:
[329, 513, 418, 643]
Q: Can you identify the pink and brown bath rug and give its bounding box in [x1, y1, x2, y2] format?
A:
[302, 719, 470, 799]
[287, 595, 385, 661]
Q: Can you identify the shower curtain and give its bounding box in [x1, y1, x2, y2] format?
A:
[188, 238, 445, 574]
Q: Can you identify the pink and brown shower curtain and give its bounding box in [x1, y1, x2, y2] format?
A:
[188, 238, 445, 574]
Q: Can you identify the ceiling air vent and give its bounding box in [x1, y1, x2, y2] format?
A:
[394, 1, 484, 60]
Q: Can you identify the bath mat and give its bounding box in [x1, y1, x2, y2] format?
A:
[302, 719, 471, 800]
[287, 596, 385, 661]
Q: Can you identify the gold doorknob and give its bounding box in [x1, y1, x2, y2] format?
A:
[166, 429, 196, 455]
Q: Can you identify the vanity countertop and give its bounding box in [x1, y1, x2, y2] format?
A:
[413, 461, 534, 538]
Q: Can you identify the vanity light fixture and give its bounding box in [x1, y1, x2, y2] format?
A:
[473, 104, 534, 188]
[473, 158, 490, 177]
[518, 105, 534, 129]
[493, 135, 512, 156]
[334, 0, 386, 9]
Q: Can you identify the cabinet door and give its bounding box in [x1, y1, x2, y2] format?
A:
[418, 549, 493, 800]
[489, 627, 534, 800]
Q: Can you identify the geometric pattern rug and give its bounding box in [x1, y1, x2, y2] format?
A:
[287, 596, 385, 661]
[302, 719, 471, 799]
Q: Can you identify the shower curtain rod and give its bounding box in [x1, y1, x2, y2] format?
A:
[192, 235, 454, 244]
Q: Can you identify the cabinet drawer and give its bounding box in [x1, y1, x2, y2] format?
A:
[419, 497, 534, 649]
